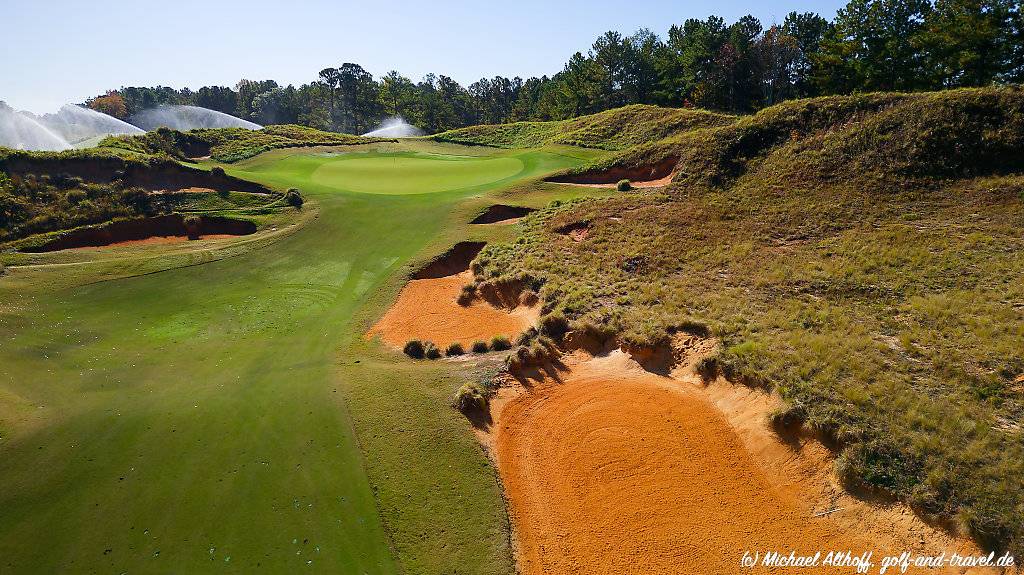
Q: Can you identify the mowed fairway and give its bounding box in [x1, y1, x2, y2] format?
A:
[0, 143, 593, 573]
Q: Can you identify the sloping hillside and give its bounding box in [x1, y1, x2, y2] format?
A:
[432, 104, 735, 150]
[0, 147, 279, 245]
[99, 124, 388, 163]
[568, 88, 1024, 187]
[472, 87, 1024, 557]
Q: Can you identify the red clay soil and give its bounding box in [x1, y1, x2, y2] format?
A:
[368, 270, 539, 348]
[492, 350, 994, 575]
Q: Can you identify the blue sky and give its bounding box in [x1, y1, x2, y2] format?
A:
[3, 0, 846, 113]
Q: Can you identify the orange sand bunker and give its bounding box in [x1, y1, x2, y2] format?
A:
[369, 270, 538, 348]
[566, 172, 674, 189]
[69, 234, 238, 250]
[492, 351, 991, 575]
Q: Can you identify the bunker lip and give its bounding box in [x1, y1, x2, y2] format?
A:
[545, 156, 679, 187]
[411, 241, 486, 279]
[368, 242, 539, 348]
[470, 205, 536, 224]
[554, 220, 590, 241]
[563, 172, 675, 189]
[21, 214, 257, 252]
[485, 332, 993, 575]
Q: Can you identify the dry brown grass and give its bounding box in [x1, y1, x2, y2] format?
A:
[474, 87, 1024, 556]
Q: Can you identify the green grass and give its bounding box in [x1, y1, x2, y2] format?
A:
[472, 87, 1024, 557]
[308, 152, 525, 195]
[99, 124, 388, 163]
[433, 104, 735, 150]
[0, 141, 603, 573]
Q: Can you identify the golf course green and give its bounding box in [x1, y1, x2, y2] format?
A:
[0, 143, 606, 573]
[311, 152, 526, 194]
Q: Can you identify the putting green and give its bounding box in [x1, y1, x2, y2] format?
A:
[0, 143, 606, 574]
[310, 153, 525, 194]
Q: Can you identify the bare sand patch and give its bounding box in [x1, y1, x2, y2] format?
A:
[471, 205, 536, 224]
[23, 215, 256, 252]
[562, 172, 675, 189]
[370, 242, 539, 348]
[554, 221, 590, 242]
[489, 344, 996, 575]
[547, 156, 678, 188]
[69, 233, 239, 250]
[369, 271, 538, 349]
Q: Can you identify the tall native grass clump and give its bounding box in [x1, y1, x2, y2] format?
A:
[453, 382, 489, 414]
[489, 335, 512, 351]
[423, 341, 442, 360]
[285, 188, 304, 208]
[403, 339, 425, 359]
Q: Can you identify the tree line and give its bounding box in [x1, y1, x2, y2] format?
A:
[89, 0, 1023, 134]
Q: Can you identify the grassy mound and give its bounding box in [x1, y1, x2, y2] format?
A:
[562, 87, 1024, 187]
[0, 171, 156, 244]
[100, 124, 388, 163]
[0, 147, 283, 245]
[433, 104, 734, 150]
[473, 86, 1024, 556]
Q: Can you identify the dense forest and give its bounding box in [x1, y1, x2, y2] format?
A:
[88, 0, 1024, 134]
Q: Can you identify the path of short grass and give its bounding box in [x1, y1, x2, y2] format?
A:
[0, 142, 604, 573]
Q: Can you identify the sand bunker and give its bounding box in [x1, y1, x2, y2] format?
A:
[490, 347, 993, 575]
[23, 215, 256, 252]
[547, 156, 678, 188]
[412, 241, 486, 279]
[370, 271, 537, 348]
[470, 205, 536, 224]
[369, 243, 539, 348]
[564, 172, 675, 189]
[555, 221, 590, 242]
[67, 234, 239, 250]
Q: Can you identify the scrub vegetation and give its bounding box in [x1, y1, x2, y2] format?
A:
[473, 86, 1024, 556]
[0, 145, 292, 246]
[0, 171, 154, 242]
[586, 87, 1024, 182]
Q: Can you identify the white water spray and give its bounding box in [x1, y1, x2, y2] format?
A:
[41, 104, 144, 145]
[0, 102, 72, 151]
[362, 117, 425, 137]
[129, 105, 262, 131]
